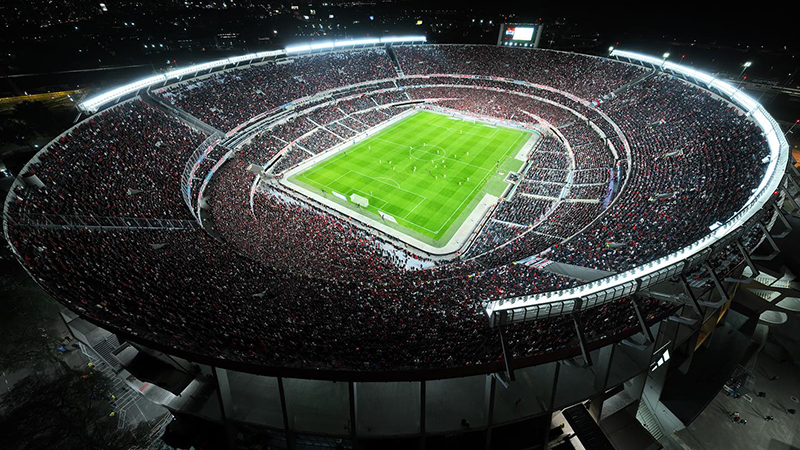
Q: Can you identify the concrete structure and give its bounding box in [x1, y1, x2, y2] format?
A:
[6, 44, 797, 449]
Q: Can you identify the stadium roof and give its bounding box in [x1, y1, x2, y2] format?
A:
[79, 35, 427, 114]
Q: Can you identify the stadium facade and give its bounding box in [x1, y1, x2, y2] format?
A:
[3, 38, 794, 449]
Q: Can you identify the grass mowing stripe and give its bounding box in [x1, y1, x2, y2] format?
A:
[292, 110, 530, 242]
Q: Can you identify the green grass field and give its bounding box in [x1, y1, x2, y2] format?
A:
[289, 110, 531, 244]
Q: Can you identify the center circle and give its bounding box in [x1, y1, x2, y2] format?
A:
[408, 144, 447, 162]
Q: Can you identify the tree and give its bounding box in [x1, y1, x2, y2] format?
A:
[0, 116, 34, 145]
[13, 101, 52, 134]
[0, 365, 150, 450]
[0, 250, 153, 449]
[0, 254, 61, 373]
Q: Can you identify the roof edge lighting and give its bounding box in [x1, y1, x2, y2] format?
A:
[78, 35, 426, 113]
[485, 49, 788, 319]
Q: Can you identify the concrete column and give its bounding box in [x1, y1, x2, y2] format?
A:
[349, 381, 358, 449]
[626, 371, 648, 404]
[277, 377, 296, 450]
[484, 375, 497, 450]
[212, 367, 237, 450]
[588, 345, 615, 421]
[541, 363, 561, 450]
[420, 381, 426, 450]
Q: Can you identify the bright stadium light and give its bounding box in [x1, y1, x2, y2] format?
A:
[255, 50, 284, 59]
[307, 41, 335, 51]
[79, 35, 426, 114]
[227, 53, 258, 64]
[379, 35, 427, 43]
[334, 38, 380, 47]
[284, 44, 311, 53]
[738, 61, 753, 88]
[81, 74, 167, 113]
[166, 60, 229, 79]
[662, 52, 670, 59]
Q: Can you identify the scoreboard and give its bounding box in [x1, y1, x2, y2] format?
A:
[497, 23, 542, 48]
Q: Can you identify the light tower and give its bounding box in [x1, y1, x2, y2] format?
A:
[738, 61, 753, 89]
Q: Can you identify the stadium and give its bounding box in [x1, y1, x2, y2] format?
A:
[2, 36, 792, 449]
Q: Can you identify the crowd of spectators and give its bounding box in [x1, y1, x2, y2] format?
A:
[572, 142, 614, 169]
[155, 48, 397, 131]
[209, 159, 404, 281]
[518, 182, 563, 198]
[5, 45, 769, 374]
[535, 202, 603, 239]
[272, 147, 309, 173]
[567, 185, 609, 200]
[339, 116, 368, 133]
[495, 196, 554, 226]
[531, 149, 569, 170]
[8, 100, 204, 220]
[336, 95, 379, 114]
[547, 74, 768, 271]
[573, 169, 610, 184]
[296, 128, 343, 155]
[355, 108, 403, 127]
[236, 91, 408, 173]
[395, 45, 646, 100]
[326, 122, 358, 139]
[561, 121, 602, 148]
[305, 106, 346, 126]
[237, 117, 314, 165]
[8, 217, 673, 371]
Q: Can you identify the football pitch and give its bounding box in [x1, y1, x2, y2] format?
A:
[289, 110, 532, 245]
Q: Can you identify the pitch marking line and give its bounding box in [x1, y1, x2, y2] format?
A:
[402, 196, 428, 220]
[344, 145, 497, 235]
[374, 137, 492, 172]
[427, 130, 529, 236]
[300, 167, 438, 233]
[425, 120, 500, 139]
[293, 111, 531, 239]
[407, 145, 448, 162]
[338, 170, 441, 234]
[345, 169, 427, 201]
[410, 127, 529, 236]
[412, 125, 526, 235]
[328, 170, 358, 188]
[349, 188, 389, 209]
[330, 170, 435, 232]
[303, 176, 391, 210]
[373, 176, 401, 188]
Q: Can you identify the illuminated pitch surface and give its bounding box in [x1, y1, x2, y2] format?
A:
[291, 110, 530, 242]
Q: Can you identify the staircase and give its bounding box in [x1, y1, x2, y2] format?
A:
[386, 46, 405, 77]
[92, 336, 124, 372]
[142, 90, 223, 136]
[636, 399, 665, 441]
[79, 341, 141, 430]
[612, 71, 656, 97]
